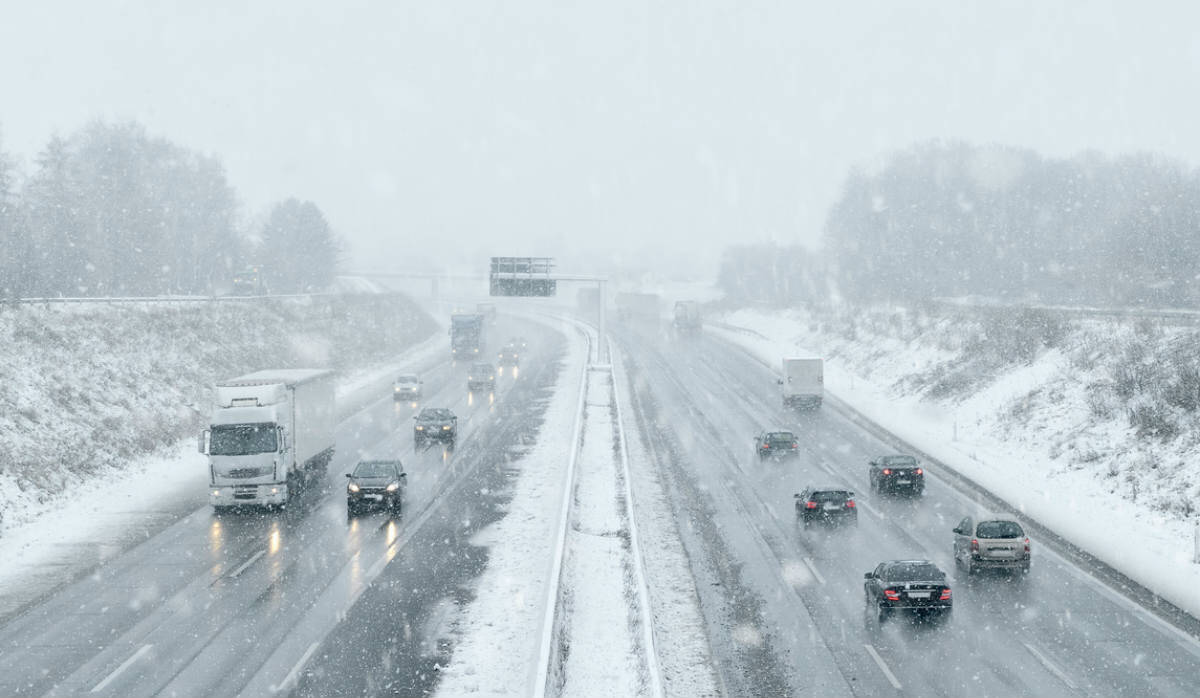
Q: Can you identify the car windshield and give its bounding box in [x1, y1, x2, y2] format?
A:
[767, 432, 795, 441]
[419, 409, 452, 421]
[881, 455, 917, 467]
[884, 563, 944, 582]
[472, 364, 493, 372]
[353, 461, 399, 478]
[209, 424, 277, 456]
[976, 520, 1024, 539]
[396, 375, 418, 384]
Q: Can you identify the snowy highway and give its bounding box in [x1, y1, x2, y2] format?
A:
[3, 312, 1200, 697]
[616, 321, 1200, 697]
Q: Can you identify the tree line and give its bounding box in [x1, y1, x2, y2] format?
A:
[720, 140, 1200, 308]
[0, 121, 341, 298]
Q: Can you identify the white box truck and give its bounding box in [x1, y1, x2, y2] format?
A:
[781, 358, 823, 409]
[201, 369, 336, 508]
[673, 300, 702, 333]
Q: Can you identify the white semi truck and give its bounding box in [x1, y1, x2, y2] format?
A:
[780, 358, 823, 409]
[201, 369, 336, 509]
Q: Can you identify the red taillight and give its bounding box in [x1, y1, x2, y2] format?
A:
[761, 444, 770, 449]
[940, 588, 952, 600]
[846, 500, 856, 508]
[805, 501, 818, 509]
[1024, 537, 1031, 554]
[970, 539, 979, 553]
[792, 442, 798, 449]
[916, 468, 923, 475]
[884, 590, 901, 601]
[882, 468, 892, 475]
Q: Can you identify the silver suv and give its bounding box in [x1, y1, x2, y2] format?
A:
[952, 514, 1030, 576]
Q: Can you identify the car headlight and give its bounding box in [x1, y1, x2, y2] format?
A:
[347, 482, 360, 492]
[386, 482, 400, 492]
[490, 375, 495, 380]
[442, 425, 451, 430]
[415, 425, 424, 430]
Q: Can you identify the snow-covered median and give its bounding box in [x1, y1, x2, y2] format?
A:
[711, 306, 1200, 622]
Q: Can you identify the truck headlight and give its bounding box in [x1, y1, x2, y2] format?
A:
[442, 425, 451, 430]
[348, 482, 360, 492]
[386, 482, 400, 492]
[415, 425, 424, 430]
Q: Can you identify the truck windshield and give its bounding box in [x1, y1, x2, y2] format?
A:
[210, 424, 278, 455]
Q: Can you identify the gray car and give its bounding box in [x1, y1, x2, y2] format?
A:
[953, 514, 1031, 575]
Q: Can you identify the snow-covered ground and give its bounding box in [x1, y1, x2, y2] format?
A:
[711, 305, 1200, 621]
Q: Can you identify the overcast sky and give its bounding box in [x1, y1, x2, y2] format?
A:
[2, 1, 1199, 279]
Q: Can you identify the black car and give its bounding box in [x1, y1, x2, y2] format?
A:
[869, 454, 924, 496]
[467, 362, 496, 392]
[864, 560, 952, 623]
[346, 460, 406, 514]
[755, 430, 799, 460]
[497, 344, 520, 367]
[795, 488, 858, 527]
[414, 407, 457, 448]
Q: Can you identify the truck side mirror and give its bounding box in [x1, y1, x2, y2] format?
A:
[198, 430, 210, 455]
[952, 527, 963, 535]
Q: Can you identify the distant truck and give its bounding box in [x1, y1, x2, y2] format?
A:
[450, 313, 486, 359]
[673, 300, 702, 333]
[476, 302, 498, 323]
[201, 369, 336, 509]
[780, 358, 823, 409]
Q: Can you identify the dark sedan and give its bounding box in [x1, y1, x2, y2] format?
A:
[869, 454, 925, 496]
[346, 460, 407, 514]
[795, 488, 858, 527]
[864, 560, 952, 624]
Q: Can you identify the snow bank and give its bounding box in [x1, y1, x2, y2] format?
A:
[711, 306, 1200, 621]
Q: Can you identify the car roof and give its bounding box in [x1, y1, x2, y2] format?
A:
[973, 513, 1020, 523]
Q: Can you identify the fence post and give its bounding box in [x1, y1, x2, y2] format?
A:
[1194, 521, 1199, 564]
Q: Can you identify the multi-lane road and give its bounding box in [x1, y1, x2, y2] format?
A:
[2, 310, 1200, 697]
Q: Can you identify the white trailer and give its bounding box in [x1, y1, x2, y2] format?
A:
[781, 358, 823, 409]
[201, 369, 336, 508]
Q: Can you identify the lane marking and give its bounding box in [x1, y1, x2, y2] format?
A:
[864, 643, 902, 690]
[91, 643, 152, 693]
[227, 550, 265, 578]
[274, 641, 319, 694]
[802, 557, 826, 585]
[1023, 642, 1078, 691]
[857, 500, 884, 519]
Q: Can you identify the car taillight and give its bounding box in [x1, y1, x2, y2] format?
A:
[846, 500, 856, 508]
[940, 588, 952, 600]
[970, 539, 979, 554]
[884, 590, 901, 601]
[916, 468, 923, 475]
[792, 442, 798, 449]
[805, 501, 818, 509]
[1024, 537, 1031, 554]
[882, 468, 892, 475]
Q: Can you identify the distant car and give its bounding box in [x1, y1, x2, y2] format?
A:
[346, 459, 406, 514]
[868, 454, 924, 496]
[795, 488, 858, 527]
[755, 430, 799, 460]
[864, 560, 952, 624]
[513, 336, 528, 350]
[393, 374, 422, 401]
[414, 407, 457, 449]
[953, 514, 1031, 576]
[468, 362, 496, 391]
[497, 344, 520, 367]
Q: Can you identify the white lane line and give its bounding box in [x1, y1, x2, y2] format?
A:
[858, 500, 884, 519]
[802, 557, 826, 585]
[863, 644, 902, 691]
[227, 550, 265, 578]
[91, 643, 152, 693]
[1023, 642, 1078, 691]
[273, 641, 319, 694]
